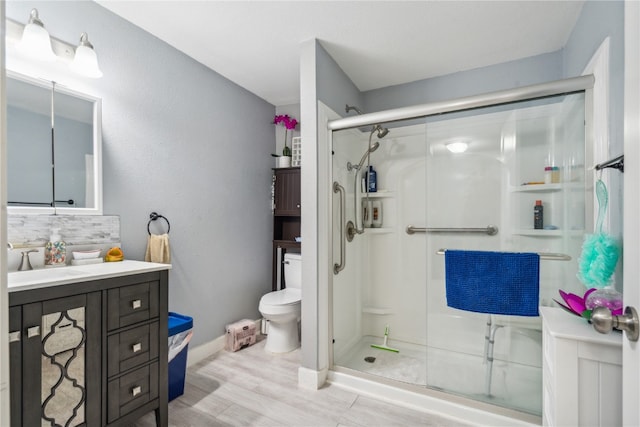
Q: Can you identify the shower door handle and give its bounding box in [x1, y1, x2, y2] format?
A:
[333, 182, 346, 274]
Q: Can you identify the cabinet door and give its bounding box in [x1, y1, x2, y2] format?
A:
[9, 307, 21, 427]
[21, 292, 101, 427]
[274, 168, 301, 215]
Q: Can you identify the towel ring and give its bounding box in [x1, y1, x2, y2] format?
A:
[147, 212, 170, 235]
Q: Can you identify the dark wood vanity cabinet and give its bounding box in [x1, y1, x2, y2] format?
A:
[8, 270, 168, 427]
[272, 167, 301, 290]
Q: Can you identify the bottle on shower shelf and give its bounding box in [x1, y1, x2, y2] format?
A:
[534, 200, 544, 229]
[362, 199, 373, 228]
[365, 165, 377, 193]
[372, 200, 383, 228]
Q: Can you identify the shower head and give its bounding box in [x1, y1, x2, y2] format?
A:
[374, 124, 389, 139]
[355, 141, 380, 172]
[346, 104, 389, 138]
[347, 141, 380, 172]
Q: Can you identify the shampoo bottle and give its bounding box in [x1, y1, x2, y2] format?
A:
[45, 228, 66, 266]
[366, 166, 377, 193]
[534, 200, 544, 230]
[372, 200, 383, 228]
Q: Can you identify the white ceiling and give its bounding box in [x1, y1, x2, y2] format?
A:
[97, 1, 585, 107]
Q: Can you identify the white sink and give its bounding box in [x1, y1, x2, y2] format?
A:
[8, 260, 171, 292]
[8, 267, 86, 287]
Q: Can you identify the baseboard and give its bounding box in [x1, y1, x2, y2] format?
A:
[298, 366, 328, 390]
[186, 318, 262, 367]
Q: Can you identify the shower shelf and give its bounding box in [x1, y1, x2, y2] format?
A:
[361, 190, 394, 198]
[364, 228, 394, 234]
[362, 306, 393, 315]
[514, 229, 584, 237]
[510, 183, 583, 193]
[511, 184, 562, 192]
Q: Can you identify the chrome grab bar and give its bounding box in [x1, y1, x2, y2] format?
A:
[406, 225, 499, 236]
[436, 248, 571, 261]
[333, 182, 346, 274]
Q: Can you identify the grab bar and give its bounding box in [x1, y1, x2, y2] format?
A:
[406, 225, 499, 236]
[333, 182, 346, 274]
[436, 249, 571, 261]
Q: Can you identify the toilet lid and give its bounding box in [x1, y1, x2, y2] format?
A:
[261, 288, 301, 306]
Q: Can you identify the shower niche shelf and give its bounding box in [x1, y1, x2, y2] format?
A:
[363, 227, 393, 234]
[362, 306, 393, 315]
[510, 184, 562, 193]
[361, 190, 394, 198]
[510, 183, 583, 193]
[514, 229, 584, 237]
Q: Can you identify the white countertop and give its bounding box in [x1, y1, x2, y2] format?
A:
[8, 260, 171, 293]
[540, 306, 622, 347]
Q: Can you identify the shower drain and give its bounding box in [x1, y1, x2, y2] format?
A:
[364, 356, 376, 363]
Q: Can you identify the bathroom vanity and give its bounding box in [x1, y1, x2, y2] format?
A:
[8, 260, 170, 427]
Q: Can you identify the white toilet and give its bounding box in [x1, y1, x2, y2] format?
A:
[259, 253, 302, 353]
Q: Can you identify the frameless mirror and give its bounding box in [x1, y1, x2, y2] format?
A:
[6, 71, 102, 214]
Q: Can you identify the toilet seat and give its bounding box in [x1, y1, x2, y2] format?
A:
[260, 288, 301, 307]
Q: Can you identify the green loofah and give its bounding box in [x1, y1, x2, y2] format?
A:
[578, 233, 620, 287]
[577, 179, 620, 288]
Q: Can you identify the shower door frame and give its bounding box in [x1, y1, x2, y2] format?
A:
[327, 74, 596, 408]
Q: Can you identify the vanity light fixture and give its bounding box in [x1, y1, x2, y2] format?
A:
[69, 33, 103, 78]
[446, 141, 469, 154]
[17, 9, 56, 62]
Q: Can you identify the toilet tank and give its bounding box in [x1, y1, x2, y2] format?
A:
[284, 253, 302, 289]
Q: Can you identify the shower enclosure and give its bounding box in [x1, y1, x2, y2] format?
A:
[330, 81, 591, 417]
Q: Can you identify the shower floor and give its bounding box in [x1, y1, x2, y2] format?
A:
[335, 336, 542, 416]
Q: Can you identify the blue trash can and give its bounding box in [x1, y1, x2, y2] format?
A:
[168, 312, 193, 401]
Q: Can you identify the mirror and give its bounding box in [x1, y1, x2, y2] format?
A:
[6, 71, 102, 214]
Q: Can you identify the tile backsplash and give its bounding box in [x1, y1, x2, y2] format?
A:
[8, 214, 120, 247]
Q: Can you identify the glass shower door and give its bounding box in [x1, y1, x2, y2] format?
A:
[423, 93, 586, 416]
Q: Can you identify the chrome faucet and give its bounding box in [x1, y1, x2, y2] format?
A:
[18, 249, 38, 271]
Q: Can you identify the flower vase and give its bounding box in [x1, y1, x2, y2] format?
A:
[277, 156, 291, 168]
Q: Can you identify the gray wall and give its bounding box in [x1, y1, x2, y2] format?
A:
[316, 43, 363, 118]
[362, 50, 563, 112]
[6, 1, 275, 348]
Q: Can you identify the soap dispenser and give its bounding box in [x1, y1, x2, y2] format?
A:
[45, 228, 66, 266]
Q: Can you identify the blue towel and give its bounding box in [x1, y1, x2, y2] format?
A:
[445, 250, 540, 316]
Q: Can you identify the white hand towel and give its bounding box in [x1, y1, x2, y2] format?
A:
[145, 233, 171, 264]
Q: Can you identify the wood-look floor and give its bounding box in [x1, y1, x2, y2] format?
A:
[132, 337, 466, 427]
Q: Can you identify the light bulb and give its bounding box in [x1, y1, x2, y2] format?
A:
[69, 33, 103, 78]
[446, 141, 468, 154]
[17, 9, 56, 62]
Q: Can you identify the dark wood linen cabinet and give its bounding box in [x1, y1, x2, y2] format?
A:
[272, 167, 301, 290]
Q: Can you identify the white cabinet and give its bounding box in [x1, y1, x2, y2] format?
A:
[541, 307, 621, 427]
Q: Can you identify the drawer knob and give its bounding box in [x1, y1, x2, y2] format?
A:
[9, 331, 21, 343]
[132, 299, 142, 309]
[132, 343, 142, 353]
[131, 386, 142, 397]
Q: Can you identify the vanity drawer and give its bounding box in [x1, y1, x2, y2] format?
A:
[108, 281, 159, 330]
[107, 361, 159, 423]
[108, 322, 159, 377]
